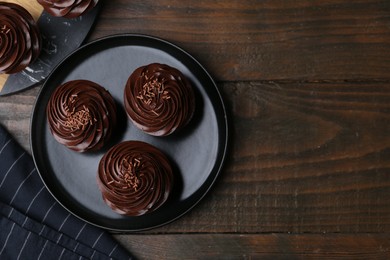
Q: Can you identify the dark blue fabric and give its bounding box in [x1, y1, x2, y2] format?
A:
[0, 125, 133, 259]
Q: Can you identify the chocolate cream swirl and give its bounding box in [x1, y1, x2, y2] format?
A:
[37, 0, 99, 18]
[97, 141, 173, 216]
[46, 80, 117, 152]
[0, 2, 41, 74]
[124, 63, 195, 136]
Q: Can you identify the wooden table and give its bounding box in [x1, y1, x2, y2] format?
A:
[1, 1, 390, 259]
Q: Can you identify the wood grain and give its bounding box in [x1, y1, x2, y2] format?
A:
[90, 0, 390, 81]
[0, 0, 43, 90]
[0, 85, 39, 151]
[114, 234, 390, 259]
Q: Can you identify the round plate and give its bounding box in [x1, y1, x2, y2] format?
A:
[31, 34, 228, 231]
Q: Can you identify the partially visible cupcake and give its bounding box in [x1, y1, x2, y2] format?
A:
[46, 80, 117, 152]
[124, 63, 195, 136]
[37, 0, 99, 18]
[0, 2, 41, 74]
[97, 141, 173, 216]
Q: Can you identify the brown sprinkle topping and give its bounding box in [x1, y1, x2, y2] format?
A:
[120, 158, 142, 191]
[136, 75, 171, 109]
[64, 109, 93, 130]
[0, 24, 10, 34]
[63, 97, 94, 130]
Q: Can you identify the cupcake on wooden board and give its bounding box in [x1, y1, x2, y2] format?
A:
[124, 63, 195, 136]
[97, 141, 173, 216]
[37, 0, 99, 18]
[46, 80, 117, 152]
[0, 2, 41, 74]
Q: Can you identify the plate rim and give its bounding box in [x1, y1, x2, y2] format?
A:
[30, 33, 229, 232]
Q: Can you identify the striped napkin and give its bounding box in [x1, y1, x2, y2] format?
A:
[0, 125, 133, 259]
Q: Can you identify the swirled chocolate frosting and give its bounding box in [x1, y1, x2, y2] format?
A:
[0, 2, 41, 74]
[97, 141, 173, 216]
[37, 0, 99, 18]
[124, 63, 195, 136]
[46, 80, 117, 152]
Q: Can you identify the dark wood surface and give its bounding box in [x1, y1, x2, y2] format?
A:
[1, 0, 390, 259]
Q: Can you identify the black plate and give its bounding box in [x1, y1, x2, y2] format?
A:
[31, 34, 228, 232]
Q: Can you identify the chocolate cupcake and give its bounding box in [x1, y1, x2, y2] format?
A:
[46, 80, 117, 152]
[124, 63, 195, 136]
[37, 0, 99, 18]
[97, 141, 173, 216]
[0, 2, 41, 74]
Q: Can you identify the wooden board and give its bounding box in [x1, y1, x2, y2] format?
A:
[114, 234, 390, 259]
[0, 0, 43, 91]
[90, 0, 390, 82]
